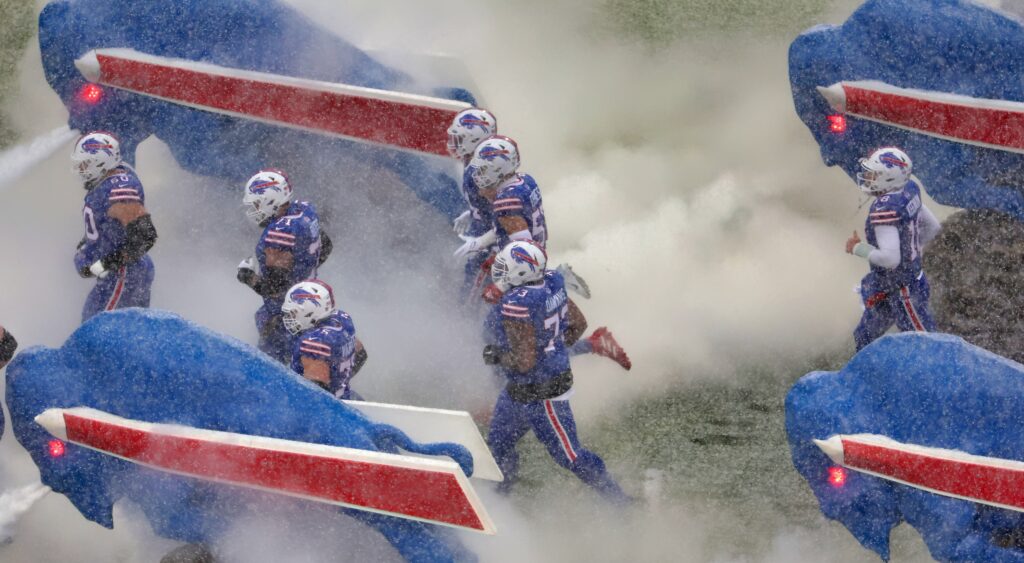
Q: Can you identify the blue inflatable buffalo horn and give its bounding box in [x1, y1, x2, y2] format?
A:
[5, 309, 479, 562]
[787, 332, 1024, 562]
[40, 0, 476, 219]
[789, 0, 1024, 219]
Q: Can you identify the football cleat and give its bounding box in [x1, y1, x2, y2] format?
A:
[588, 327, 631, 371]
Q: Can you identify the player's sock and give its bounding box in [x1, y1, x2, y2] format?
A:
[571, 451, 634, 507]
[587, 327, 632, 370]
[569, 339, 593, 356]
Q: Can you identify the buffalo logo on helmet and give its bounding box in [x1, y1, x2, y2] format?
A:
[289, 289, 321, 305]
[478, 145, 511, 161]
[81, 138, 115, 156]
[247, 179, 280, 195]
[459, 114, 491, 130]
[878, 151, 909, 169]
[510, 246, 540, 271]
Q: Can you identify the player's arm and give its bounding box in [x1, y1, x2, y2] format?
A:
[919, 205, 941, 248]
[352, 338, 368, 376]
[500, 319, 537, 373]
[564, 299, 588, 346]
[317, 231, 333, 267]
[493, 191, 532, 242]
[847, 227, 900, 269]
[0, 325, 17, 369]
[497, 215, 532, 242]
[84, 201, 157, 277]
[299, 356, 331, 390]
[240, 247, 294, 298]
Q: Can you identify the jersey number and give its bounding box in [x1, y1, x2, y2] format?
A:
[83, 207, 99, 241]
[543, 305, 567, 353]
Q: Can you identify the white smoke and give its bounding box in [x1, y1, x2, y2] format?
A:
[0, 0, 943, 561]
[0, 484, 49, 542]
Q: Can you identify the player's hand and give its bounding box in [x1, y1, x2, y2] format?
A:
[481, 283, 503, 304]
[454, 229, 497, 260]
[454, 235, 483, 259]
[453, 210, 473, 236]
[482, 344, 503, 366]
[845, 231, 861, 254]
[237, 256, 257, 286]
[89, 260, 109, 279]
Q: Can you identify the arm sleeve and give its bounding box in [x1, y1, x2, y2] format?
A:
[919, 205, 942, 248]
[103, 214, 157, 269]
[0, 328, 17, 364]
[317, 231, 333, 267]
[867, 225, 901, 269]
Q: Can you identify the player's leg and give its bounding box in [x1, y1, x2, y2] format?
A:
[571, 326, 632, 370]
[254, 303, 290, 363]
[485, 390, 530, 494]
[118, 256, 156, 309]
[528, 398, 632, 505]
[461, 252, 490, 306]
[853, 275, 898, 351]
[892, 274, 936, 333]
[81, 268, 123, 322]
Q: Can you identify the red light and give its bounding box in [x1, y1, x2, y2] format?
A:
[827, 114, 847, 133]
[828, 466, 847, 487]
[78, 83, 103, 105]
[48, 439, 66, 458]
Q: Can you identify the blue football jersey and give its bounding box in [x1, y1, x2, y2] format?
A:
[492, 174, 547, 248]
[75, 165, 147, 272]
[255, 200, 322, 305]
[865, 180, 926, 288]
[489, 270, 571, 386]
[461, 165, 495, 238]
[290, 310, 359, 398]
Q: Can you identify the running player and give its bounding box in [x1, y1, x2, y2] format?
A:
[846, 147, 942, 350]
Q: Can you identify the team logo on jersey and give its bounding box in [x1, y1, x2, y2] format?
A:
[459, 114, 492, 131]
[510, 246, 540, 271]
[289, 289, 321, 305]
[81, 138, 115, 155]
[878, 152, 909, 169]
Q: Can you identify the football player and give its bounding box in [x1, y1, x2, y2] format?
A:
[72, 132, 157, 322]
[237, 170, 332, 362]
[845, 147, 942, 350]
[281, 279, 367, 400]
[481, 240, 632, 504]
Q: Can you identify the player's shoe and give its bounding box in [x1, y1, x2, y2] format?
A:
[556, 263, 591, 299]
[588, 327, 631, 370]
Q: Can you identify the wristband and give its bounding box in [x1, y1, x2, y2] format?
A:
[852, 242, 876, 260]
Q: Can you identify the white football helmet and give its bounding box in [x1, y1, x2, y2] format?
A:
[281, 279, 335, 334]
[470, 136, 520, 190]
[491, 240, 547, 291]
[857, 147, 912, 195]
[243, 169, 292, 226]
[447, 108, 497, 159]
[71, 132, 121, 185]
